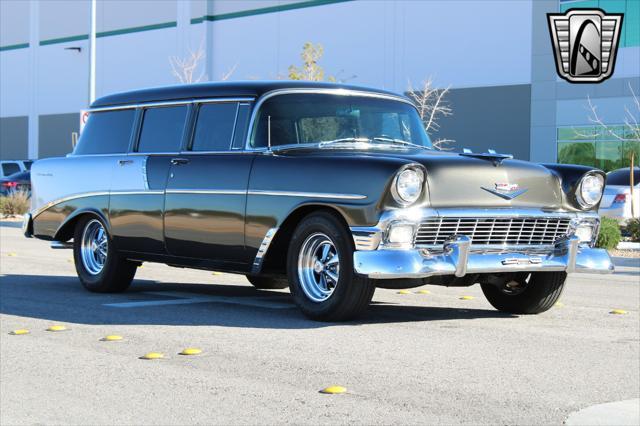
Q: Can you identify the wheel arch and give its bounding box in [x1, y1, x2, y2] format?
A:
[259, 204, 352, 275]
[53, 208, 110, 242]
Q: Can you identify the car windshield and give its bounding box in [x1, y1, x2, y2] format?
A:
[607, 168, 640, 186]
[250, 93, 432, 149]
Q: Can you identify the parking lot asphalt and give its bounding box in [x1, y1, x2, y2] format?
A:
[1, 221, 639, 425]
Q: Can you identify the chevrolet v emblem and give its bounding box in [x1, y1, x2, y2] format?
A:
[481, 183, 528, 200]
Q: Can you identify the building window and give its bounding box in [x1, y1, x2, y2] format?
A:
[560, 0, 639, 48]
[557, 125, 640, 171]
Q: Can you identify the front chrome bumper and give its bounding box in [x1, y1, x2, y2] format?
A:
[353, 235, 614, 279]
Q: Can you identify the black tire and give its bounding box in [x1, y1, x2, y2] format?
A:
[246, 275, 289, 289]
[73, 215, 137, 293]
[481, 271, 567, 314]
[287, 211, 375, 321]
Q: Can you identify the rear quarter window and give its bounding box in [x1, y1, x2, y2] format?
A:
[74, 109, 135, 155]
[137, 106, 188, 153]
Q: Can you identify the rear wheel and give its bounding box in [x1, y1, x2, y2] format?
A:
[287, 212, 375, 321]
[481, 271, 566, 314]
[73, 216, 137, 293]
[246, 275, 289, 289]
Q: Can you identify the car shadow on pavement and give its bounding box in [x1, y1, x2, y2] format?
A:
[0, 274, 514, 329]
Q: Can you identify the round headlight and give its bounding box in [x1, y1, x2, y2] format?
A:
[577, 173, 604, 208]
[392, 167, 424, 206]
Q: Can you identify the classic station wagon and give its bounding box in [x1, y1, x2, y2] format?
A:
[24, 81, 614, 321]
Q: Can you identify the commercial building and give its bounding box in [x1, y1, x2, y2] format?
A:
[1, 0, 638, 170]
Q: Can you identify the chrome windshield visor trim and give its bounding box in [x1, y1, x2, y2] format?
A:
[247, 190, 366, 200]
[251, 227, 278, 274]
[353, 236, 614, 279]
[244, 88, 415, 151]
[89, 97, 255, 113]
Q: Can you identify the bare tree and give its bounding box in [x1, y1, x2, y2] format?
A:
[407, 78, 454, 150]
[219, 64, 238, 81]
[576, 82, 639, 143]
[575, 82, 639, 217]
[169, 41, 207, 84]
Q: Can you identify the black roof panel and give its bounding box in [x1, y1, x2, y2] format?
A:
[91, 81, 406, 108]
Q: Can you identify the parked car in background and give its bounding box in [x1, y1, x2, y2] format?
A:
[0, 171, 31, 196]
[23, 81, 613, 321]
[0, 160, 33, 178]
[599, 167, 640, 224]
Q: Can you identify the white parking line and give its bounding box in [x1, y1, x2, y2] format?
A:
[103, 291, 294, 310]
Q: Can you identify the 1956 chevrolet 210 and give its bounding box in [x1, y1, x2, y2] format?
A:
[24, 81, 614, 321]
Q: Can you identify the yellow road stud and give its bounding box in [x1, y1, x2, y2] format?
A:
[46, 325, 68, 332]
[610, 309, 628, 315]
[140, 352, 164, 360]
[9, 329, 29, 335]
[416, 290, 430, 294]
[101, 335, 123, 341]
[460, 296, 474, 300]
[397, 290, 410, 295]
[180, 348, 202, 356]
[212, 272, 221, 275]
[320, 386, 347, 394]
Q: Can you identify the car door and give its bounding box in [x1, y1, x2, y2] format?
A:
[164, 100, 254, 265]
[109, 104, 189, 254]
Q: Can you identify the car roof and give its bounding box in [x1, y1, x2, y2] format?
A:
[91, 81, 407, 108]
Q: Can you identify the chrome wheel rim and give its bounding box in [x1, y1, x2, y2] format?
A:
[297, 232, 340, 302]
[81, 219, 108, 275]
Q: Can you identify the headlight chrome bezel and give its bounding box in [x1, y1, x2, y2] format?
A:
[391, 165, 425, 207]
[576, 172, 605, 209]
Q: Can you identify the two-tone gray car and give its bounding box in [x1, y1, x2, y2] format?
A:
[23, 81, 614, 321]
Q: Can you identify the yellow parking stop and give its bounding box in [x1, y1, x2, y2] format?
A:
[320, 386, 347, 394]
[101, 335, 123, 341]
[140, 352, 164, 360]
[180, 348, 202, 355]
[9, 329, 30, 335]
[46, 325, 68, 332]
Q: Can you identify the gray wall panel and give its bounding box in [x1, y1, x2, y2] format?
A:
[0, 116, 28, 160]
[38, 113, 78, 158]
[430, 84, 532, 161]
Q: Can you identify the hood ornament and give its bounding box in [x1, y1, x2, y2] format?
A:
[482, 182, 528, 200]
[460, 149, 513, 166]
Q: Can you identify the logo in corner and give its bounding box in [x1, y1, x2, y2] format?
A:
[482, 183, 528, 200]
[547, 8, 623, 83]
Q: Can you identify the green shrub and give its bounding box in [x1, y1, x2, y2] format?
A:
[596, 217, 622, 250]
[625, 218, 640, 242]
[0, 191, 30, 216]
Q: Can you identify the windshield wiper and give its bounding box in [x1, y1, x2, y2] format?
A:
[317, 137, 372, 147]
[372, 136, 430, 150]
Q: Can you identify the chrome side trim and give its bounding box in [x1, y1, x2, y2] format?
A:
[31, 191, 110, 218]
[247, 189, 366, 200]
[31, 190, 164, 218]
[165, 189, 246, 195]
[251, 227, 278, 274]
[244, 88, 414, 150]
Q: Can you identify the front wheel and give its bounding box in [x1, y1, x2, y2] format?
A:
[73, 216, 137, 293]
[287, 212, 375, 321]
[481, 271, 567, 314]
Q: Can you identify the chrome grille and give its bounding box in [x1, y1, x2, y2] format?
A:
[415, 217, 572, 246]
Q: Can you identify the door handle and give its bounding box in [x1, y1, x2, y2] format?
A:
[171, 158, 190, 165]
[118, 159, 133, 166]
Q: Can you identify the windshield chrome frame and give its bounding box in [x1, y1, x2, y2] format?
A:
[243, 88, 424, 152]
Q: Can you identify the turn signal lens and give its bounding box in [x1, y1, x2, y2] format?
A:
[387, 222, 415, 245]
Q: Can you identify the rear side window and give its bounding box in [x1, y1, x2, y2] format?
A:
[2, 162, 20, 176]
[137, 106, 188, 153]
[191, 103, 238, 152]
[74, 110, 135, 155]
